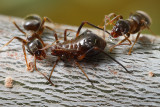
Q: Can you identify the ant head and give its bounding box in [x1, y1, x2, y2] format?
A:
[27, 39, 46, 60]
[35, 50, 46, 60]
[111, 19, 129, 38]
[23, 14, 41, 31]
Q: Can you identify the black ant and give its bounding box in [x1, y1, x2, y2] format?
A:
[0, 14, 59, 86]
[103, 10, 152, 55]
[40, 21, 129, 86]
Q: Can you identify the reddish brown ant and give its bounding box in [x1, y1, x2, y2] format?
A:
[40, 21, 129, 86]
[0, 14, 58, 86]
[103, 10, 152, 55]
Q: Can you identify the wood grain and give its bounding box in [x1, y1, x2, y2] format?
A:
[0, 15, 160, 106]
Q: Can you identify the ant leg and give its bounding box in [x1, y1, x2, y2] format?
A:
[142, 20, 155, 36]
[44, 26, 59, 43]
[76, 21, 110, 37]
[74, 61, 94, 86]
[104, 15, 123, 39]
[37, 17, 59, 43]
[128, 32, 141, 55]
[0, 36, 29, 69]
[105, 15, 123, 26]
[64, 29, 76, 41]
[12, 21, 26, 35]
[22, 42, 30, 70]
[34, 55, 55, 86]
[103, 13, 118, 39]
[125, 33, 131, 44]
[78, 47, 129, 72]
[45, 17, 54, 23]
[36, 17, 53, 35]
[0, 37, 27, 50]
[98, 13, 117, 29]
[49, 57, 60, 80]
[110, 37, 131, 52]
[110, 34, 132, 52]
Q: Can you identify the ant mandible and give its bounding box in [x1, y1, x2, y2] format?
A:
[0, 14, 59, 86]
[40, 21, 129, 86]
[103, 10, 152, 55]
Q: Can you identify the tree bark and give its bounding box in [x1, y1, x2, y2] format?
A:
[0, 15, 160, 106]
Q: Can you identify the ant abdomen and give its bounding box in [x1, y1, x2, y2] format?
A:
[23, 14, 42, 31]
[131, 11, 152, 27]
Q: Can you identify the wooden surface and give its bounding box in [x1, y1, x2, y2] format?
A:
[0, 15, 160, 106]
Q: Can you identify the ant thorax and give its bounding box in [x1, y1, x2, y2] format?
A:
[26, 30, 37, 41]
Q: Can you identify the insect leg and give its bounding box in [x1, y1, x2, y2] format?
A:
[74, 60, 94, 86]
[128, 32, 141, 55]
[49, 57, 60, 80]
[22, 42, 30, 70]
[0, 37, 27, 50]
[78, 47, 129, 72]
[34, 55, 55, 86]
[44, 26, 59, 43]
[110, 34, 131, 52]
[12, 21, 26, 35]
[105, 15, 123, 26]
[64, 29, 76, 41]
[36, 17, 53, 35]
[76, 21, 110, 37]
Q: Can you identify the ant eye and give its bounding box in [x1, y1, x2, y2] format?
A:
[116, 28, 119, 32]
[35, 51, 41, 56]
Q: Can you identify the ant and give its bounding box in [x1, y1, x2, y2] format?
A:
[40, 21, 129, 86]
[103, 10, 152, 55]
[0, 14, 59, 86]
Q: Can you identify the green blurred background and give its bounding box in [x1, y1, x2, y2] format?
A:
[0, 0, 159, 35]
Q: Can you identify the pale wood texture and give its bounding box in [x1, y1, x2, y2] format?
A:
[0, 15, 160, 106]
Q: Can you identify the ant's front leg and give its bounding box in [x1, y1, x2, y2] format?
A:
[98, 13, 117, 29]
[104, 14, 123, 26]
[103, 14, 123, 39]
[110, 34, 132, 52]
[34, 55, 55, 86]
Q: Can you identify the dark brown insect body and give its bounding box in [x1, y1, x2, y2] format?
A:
[23, 14, 42, 31]
[104, 11, 152, 54]
[42, 21, 129, 86]
[51, 30, 106, 59]
[0, 14, 58, 86]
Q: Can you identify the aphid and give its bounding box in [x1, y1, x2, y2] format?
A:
[103, 10, 152, 55]
[0, 14, 58, 86]
[41, 21, 129, 86]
